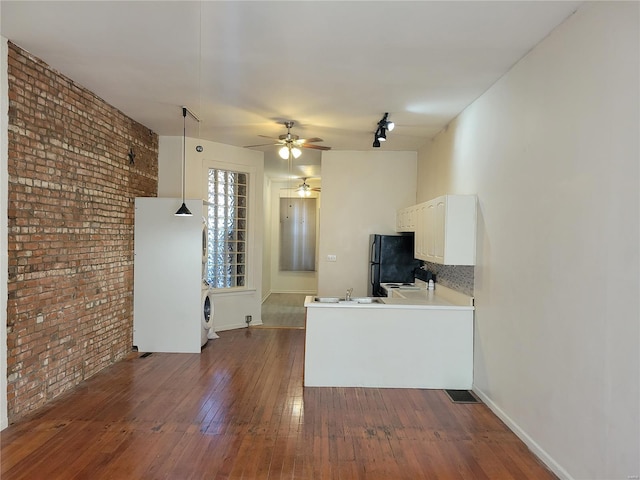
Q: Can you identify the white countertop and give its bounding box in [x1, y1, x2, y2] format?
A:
[304, 284, 474, 311]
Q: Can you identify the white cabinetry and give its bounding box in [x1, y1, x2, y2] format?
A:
[396, 205, 416, 232]
[415, 195, 477, 265]
[413, 202, 427, 258]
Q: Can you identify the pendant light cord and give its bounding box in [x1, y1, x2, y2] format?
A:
[182, 106, 187, 204]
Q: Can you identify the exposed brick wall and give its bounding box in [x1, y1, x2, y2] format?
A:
[6, 42, 158, 421]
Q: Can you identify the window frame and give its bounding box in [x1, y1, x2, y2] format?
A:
[203, 160, 257, 292]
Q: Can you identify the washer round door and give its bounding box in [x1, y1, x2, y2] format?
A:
[202, 291, 214, 331]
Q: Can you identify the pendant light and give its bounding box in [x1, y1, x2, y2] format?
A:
[175, 106, 192, 217]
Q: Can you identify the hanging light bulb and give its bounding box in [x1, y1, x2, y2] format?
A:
[278, 146, 289, 160]
[175, 107, 193, 217]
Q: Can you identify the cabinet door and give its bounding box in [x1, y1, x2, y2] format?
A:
[433, 197, 446, 263]
[414, 203, 427, 260]
[407, 205, 416, 231]
[397, 206, 417, 233]
[424, 201, 436, 262]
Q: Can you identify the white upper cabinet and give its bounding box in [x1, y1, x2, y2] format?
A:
[415, 195, 477, 265]
[396, 205, 417, 232]
[414, 202, 427, 259]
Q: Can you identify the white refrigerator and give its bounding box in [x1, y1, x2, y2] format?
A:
[133, 197, 205, 353]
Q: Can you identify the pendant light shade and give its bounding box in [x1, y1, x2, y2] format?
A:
[175, 202, 192, 216]
[175, 107, 193, 217]
[278, 146, 289, 160]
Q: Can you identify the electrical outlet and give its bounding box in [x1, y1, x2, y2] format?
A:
[327, 254, 337, 262]
[245, 315, 252, 325]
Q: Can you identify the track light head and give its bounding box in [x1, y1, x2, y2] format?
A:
[372, 112, 393, 148]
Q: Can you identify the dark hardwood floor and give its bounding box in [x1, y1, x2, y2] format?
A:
[1, 328, 557, 479]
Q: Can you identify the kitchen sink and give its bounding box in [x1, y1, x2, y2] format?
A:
[314, 297, 383, 304]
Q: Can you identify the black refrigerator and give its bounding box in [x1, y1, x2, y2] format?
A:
[368, 234, 421, 296]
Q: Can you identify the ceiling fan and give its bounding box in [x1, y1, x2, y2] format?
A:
[244, 121, 331, 159]
[296, 178, 321, 197]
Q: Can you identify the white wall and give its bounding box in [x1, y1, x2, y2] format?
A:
[267, 179, 320, 295]
[317, 151, 417, 297]
[1, 36, 9, 430]
[158, 136, 265, 330]
[417, 3, 639, 479]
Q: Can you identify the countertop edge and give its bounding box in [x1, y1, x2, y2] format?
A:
[304, 295, 475, 311]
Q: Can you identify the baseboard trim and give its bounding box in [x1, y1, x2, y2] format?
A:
[472, 385, 573, 480]
[215, 322, 254, 332]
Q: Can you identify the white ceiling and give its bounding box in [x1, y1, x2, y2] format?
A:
[0, 1, 581, 179]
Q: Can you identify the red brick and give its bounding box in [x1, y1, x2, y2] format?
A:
[6, 42, 158, 422]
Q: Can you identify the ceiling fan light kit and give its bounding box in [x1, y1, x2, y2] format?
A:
[244, 121, 331, 158]
[279, 145, 302, 159]
[296, 178, 320, 197]
[373, 112, 394, 148]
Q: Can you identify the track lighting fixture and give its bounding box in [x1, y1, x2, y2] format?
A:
[372, 112, 394, 148]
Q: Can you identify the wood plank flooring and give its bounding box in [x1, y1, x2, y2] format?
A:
[1, 328, 557, 479]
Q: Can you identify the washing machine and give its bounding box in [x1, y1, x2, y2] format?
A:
[201, 284, 218, 346]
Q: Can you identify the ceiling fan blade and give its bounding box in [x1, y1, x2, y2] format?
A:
[303, 144, 331, 151]
[258, 135, 282, 141]
[300, 137, 324, 144]
[243, 142, 280, 148]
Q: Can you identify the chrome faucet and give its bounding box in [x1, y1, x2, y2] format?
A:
[346, 288, 353, 301]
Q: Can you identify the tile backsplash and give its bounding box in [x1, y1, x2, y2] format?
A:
[419, 262, 475, 297]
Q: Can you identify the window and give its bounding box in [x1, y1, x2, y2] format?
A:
[206, 168, 247, 289]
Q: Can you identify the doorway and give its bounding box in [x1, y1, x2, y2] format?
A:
[260, 293, 306, 329]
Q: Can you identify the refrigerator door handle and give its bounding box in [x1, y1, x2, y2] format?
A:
[370, 238, 376, 263]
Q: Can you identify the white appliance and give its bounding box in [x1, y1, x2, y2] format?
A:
[134, 197, 209, 353]
[201, 284, 218, 345]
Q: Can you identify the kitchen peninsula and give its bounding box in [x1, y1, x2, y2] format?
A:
[303, 284, 474, 389]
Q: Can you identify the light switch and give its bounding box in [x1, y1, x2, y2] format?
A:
[327, 254, 337, 262]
